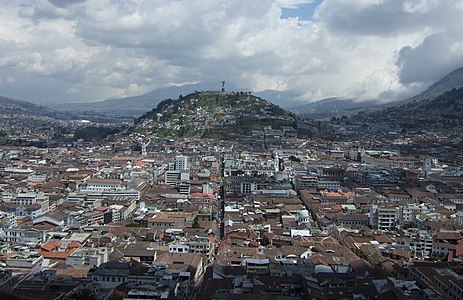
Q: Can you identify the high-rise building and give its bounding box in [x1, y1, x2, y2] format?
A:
[175, 155, 188, 171]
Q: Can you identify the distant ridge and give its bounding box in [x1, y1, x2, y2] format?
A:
[290, 97, 382, 119]
[22, 66, 463, 119]
[426, 67, 463, 96]
[0, 96, 57, 117]
[290, 66, 463, 119]
[46, 82, 303, 117]
[47, 81, 245, 117]
[372, 66, 463, 111]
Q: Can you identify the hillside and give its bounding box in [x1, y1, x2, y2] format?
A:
[366, 67, 463, 113]
[290, 98, 382, 119]
[132, 91, 308, 139]
[0, 96, 69, 118]
[420, 67, 463, 99]
[0, 96, 57, 116]
[355, 87, 463, 131]
[293, 67, 463, 120]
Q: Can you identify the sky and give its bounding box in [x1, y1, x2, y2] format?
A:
[1, 0, 463, 104]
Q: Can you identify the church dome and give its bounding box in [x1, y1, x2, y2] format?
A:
[298, 209, 309, 219]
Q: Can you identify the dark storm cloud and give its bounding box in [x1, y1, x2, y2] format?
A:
[397, 30, 463, 85]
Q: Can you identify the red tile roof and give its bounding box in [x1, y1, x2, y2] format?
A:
[41, 241, 61, 252]
[40, 249, 77, 259]
[68, 241, 82, 249]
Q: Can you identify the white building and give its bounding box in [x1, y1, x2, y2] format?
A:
[3, 227, 49, 246]
[412, 231, 433, 258]
[169, 244, 190, 253]
[165, 170, 190, 185]
[27, 173, 47, 182]
[376, 206, 398, 231]
[398, 203, 432, 226]
[297, 209, 310, 225]
[2, 190, 50, 220]
[76, 178, 141, 201]
[317, 180, 340, 191]
[175, 155, 188, 171]
[79, 179, 127, 192]
[241, 182, 257, 194]
[66, 247, 109, 268]
[9, 191, 49, 207]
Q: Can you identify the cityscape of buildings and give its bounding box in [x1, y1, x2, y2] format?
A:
[2, 0, 463, 299]
[0, 115, 462, 299]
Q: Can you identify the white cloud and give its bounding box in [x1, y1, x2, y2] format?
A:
[0, 0, 462, 104]
[276, 0, 315, 9]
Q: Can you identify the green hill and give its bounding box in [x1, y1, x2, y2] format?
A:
[132, 91, 309, 139]
[356, 86, 463, 131]
[0, 96, 56, 116]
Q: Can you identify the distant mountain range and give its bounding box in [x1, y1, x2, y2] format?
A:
[289, 97, 382, 119]
[132, 91, 307, 139]
[291, 66, 463, 119]
[254, 89, 303, 109]
[48, 82, 236, 116]
[3, 66, 463, 123]
[47, 82, 303, 117]
[362, 67, 463, 112]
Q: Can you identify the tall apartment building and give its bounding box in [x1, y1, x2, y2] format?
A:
[165, 156, 190, 186]
[377, 206, 398, 231]
[175, 155, 188, 171]
[370, 205, 398, 231]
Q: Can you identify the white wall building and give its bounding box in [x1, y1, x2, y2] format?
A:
[169, 244, 190, 253]
[175, 155, 188, 171]
[377, 206, 398, 231]
[66, 247, 109, 268]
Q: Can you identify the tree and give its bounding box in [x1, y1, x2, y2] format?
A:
[288, 155, 301, 163]
[261, 234, 271, 246]
[70, 288, 97, 300]
[192, 217, 201, 228]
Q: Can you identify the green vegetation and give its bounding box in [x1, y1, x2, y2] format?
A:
[357, 86, 463, 130]
[132, 91, 308, 139]
[288, 155, 301, 162]
[74, 126, 123, 141]
[69, 288, 97, 300]
[0, 136, 10, 145]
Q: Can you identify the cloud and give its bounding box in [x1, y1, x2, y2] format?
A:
[314, 0, 461, 36]
[276, 0, 315, 9]
[397, 30, 463, 86]
[48, 0, 86, 8]
[0, 0, 462, 104]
